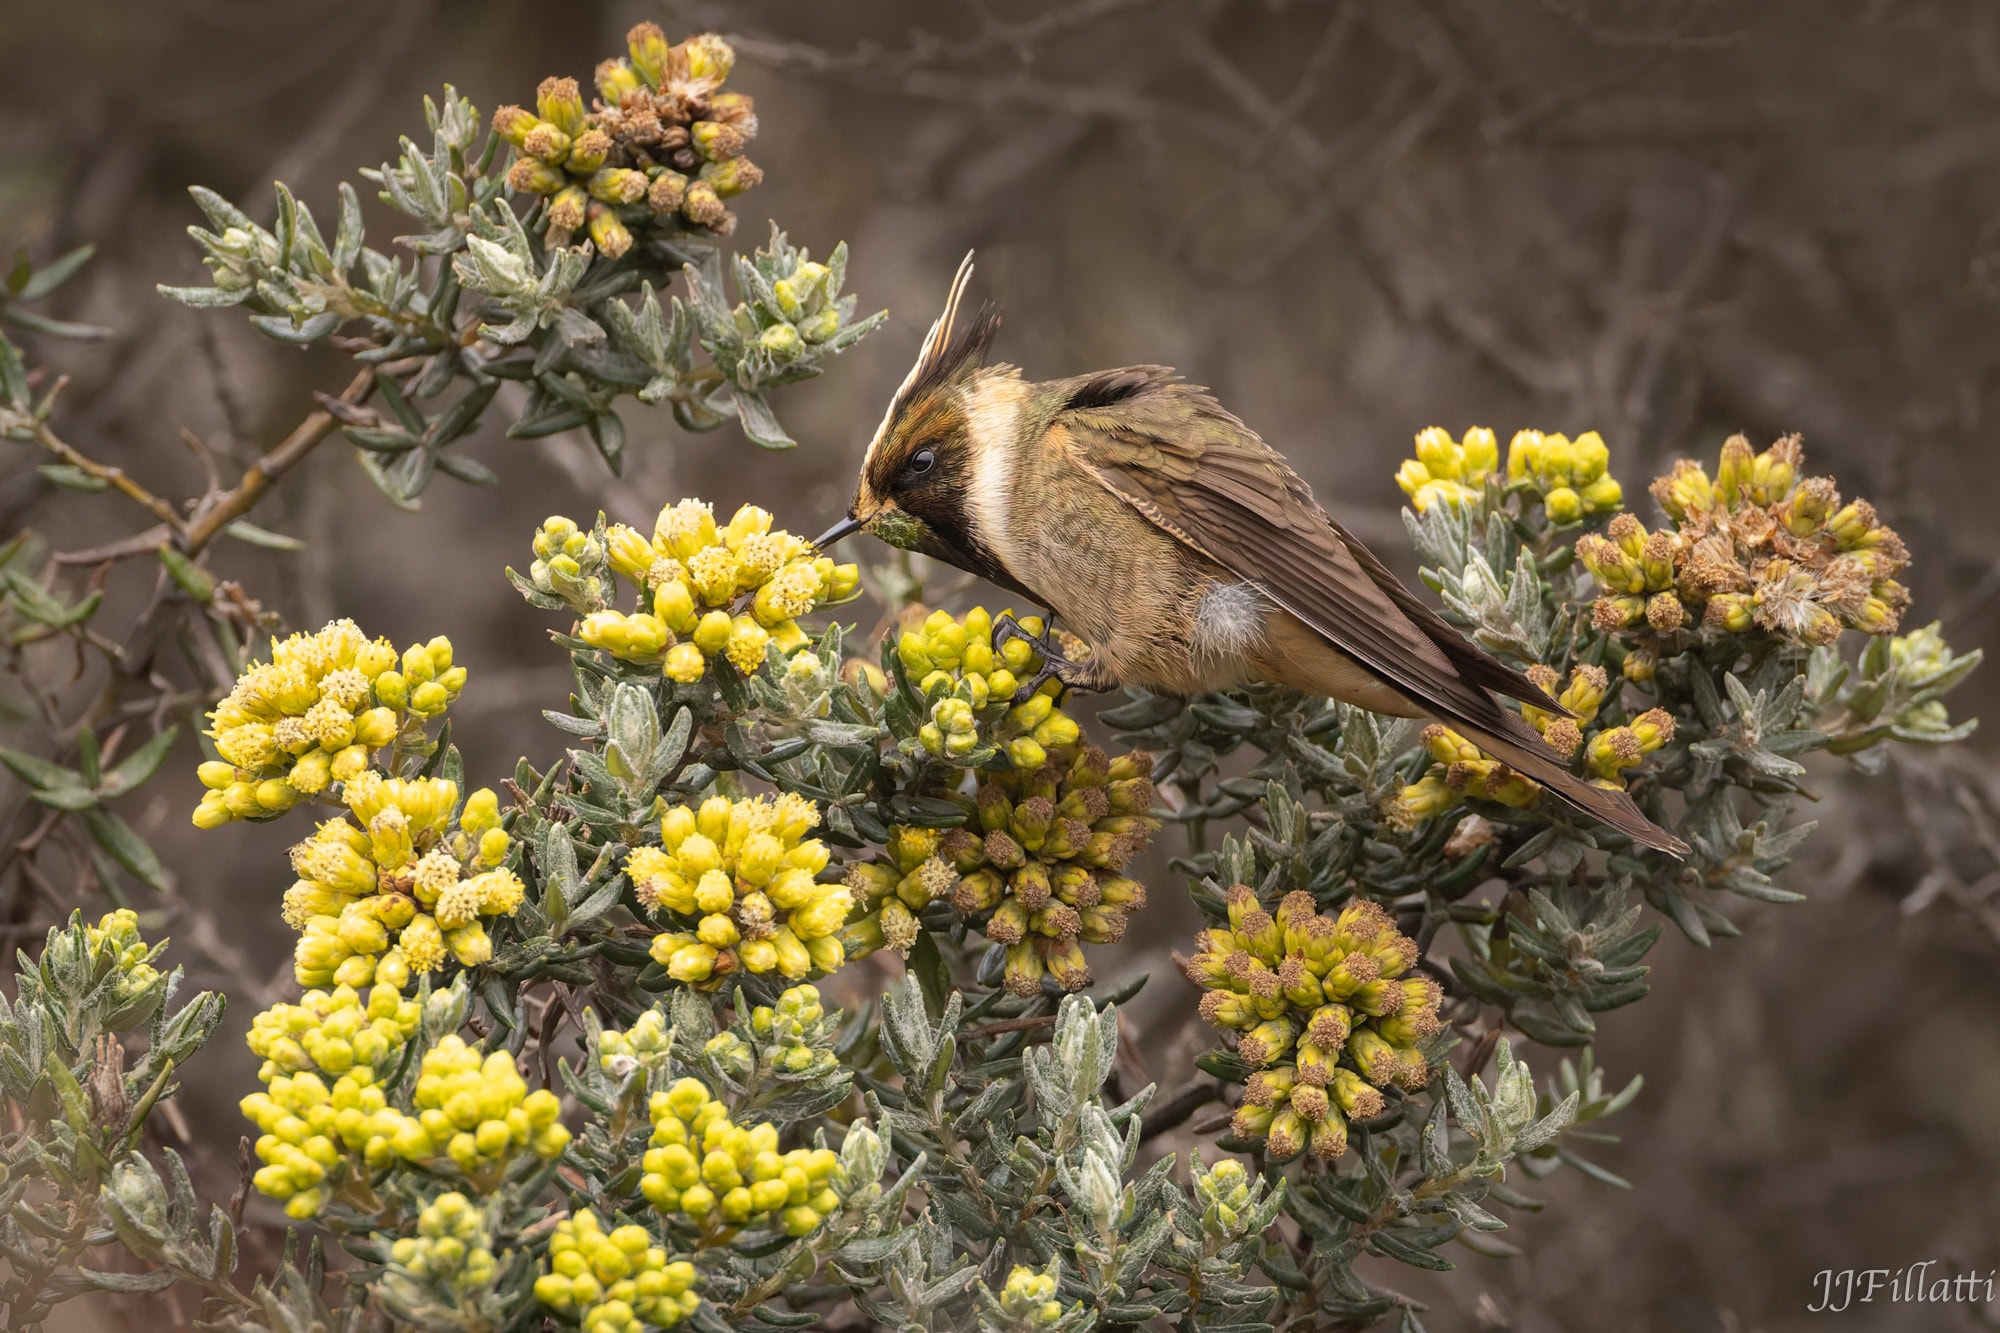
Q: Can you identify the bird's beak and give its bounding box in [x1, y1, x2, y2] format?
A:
[813, 514, 865, 550]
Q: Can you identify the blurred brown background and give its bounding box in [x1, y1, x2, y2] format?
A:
[5, 1, 2000, 1329]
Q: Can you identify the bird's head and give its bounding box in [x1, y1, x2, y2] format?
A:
[815, 253, 1016, 568]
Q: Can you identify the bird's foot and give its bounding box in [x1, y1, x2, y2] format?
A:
[993, 612, 1114, 704]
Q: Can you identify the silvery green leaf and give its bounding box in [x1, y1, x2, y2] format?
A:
[1439, 1193, 1507, 1232]
[539, 823, 579, 926]
[878, 976, 935, 1081]
[156, 282, 249, 308]
[604, 683, 660, 780]
[332, 182, 364, 273]
[732, 388, 794, 450]
[1510, 1090, 1580, 1154]
[558, 307, 607, 347]
[454, 235, 532, 296]
[814, 308, 887, 355]
[249, 311, 341, 344]
[187, 185, 254, 233]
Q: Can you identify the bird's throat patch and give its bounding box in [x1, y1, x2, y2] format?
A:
[867, 509, 928, 551]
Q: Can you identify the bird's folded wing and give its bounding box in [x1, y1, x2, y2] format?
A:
[1061, 390, 1531, 725]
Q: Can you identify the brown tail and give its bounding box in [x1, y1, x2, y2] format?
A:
[1447, 706, 1689, 856]
[1249, 617, 1688, 855]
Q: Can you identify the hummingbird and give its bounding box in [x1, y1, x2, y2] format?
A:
[815, 256, 1688, 856]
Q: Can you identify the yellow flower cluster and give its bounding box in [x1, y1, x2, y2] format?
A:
[598, 1009, 674, 1077]
[529, 516, 607, 613]
[993, 1263, 1073, 1327]
[84, 908, 162, 999]
[239, 982, 419, 1219]
[765, 259, 849, 349]
[740, 984, 839, 1078]
[285, 778, 523, 988]
[535, 1209, 700, 1332]
[383, 1035, 571, 1180]
[496, 25, 758, 255]
[628, 793, 849, 987]
[582, 500, 858, 682]
[837, 825, 958, 962]
[1506, 429, 1623, 523]
[248, 981, 419, 1081]
[895, 607, 1079, 769]
[1194, 1157, 1256, 1236]
[194, 619, 462, 828]
[1189, 889, 1440, 1161]
[1580, 433, 1911, 647]
[1395, 427, 1623, 524]
[1395, 426, 1498, 514]
[384, 1192, 499, 1305]
[243, 999, 566, 1213]
[1390, 665, 1675, 826]
[952, 747, 1156, 995]
[638, 1076, 845, 1236]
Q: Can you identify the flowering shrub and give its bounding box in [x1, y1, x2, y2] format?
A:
[0, 25, 1985, 1333]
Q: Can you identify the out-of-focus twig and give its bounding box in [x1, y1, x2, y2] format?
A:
[181, 367, 375, 556]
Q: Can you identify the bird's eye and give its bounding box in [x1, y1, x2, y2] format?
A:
[904, 448, 938, 480]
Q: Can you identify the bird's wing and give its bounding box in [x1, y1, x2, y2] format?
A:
[1056, 372, 1561, 721]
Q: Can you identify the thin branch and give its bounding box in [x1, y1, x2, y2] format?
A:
[180, 367, 375, 556]
[54, 526, 174, 565]
[1137, 1079, 1225, 1144]
[34, 402, 188, 534]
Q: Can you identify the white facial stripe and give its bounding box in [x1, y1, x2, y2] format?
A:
[962, 374, 1026, 570]
[862, 251, 978, 469]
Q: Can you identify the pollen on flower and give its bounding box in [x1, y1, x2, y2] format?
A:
[279, 777, 518, 989]
[500, 25, 763, 246]
[545, 499, 857, 688]
[535, 1206, 700, 1329]
[1569, 432, 1912, 649]
[1191, 886, 1437, 1161]
[238, 981, 422, 1219]
[630, 794, 847, 987]
[845, 746, 1156, 992]
[193, 619, 461, 830]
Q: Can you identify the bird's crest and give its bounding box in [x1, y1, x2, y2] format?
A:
[862, 251, 1000, 471]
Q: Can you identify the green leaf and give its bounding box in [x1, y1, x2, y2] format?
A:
[435, 453, 499, 486]
[732, 389, 795, 449]
[908, 931, 952, 1023]
[4, 305, 112, 341]
[15, 244, 97, 302]
[156, 545, 215, 603]
[222, 520, 305, 551]
[1367, 1227, 1455, 1271]
[77, 725, 100, 788]
[99, 727, 178, 798]
[64, 1267, 178, 1295]
[0, 745, 82, 791]
[83, 808, 169, 890]
[36, 463, 109, 492]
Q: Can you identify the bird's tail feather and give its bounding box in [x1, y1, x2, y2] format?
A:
[1444, 706, 1690, 857]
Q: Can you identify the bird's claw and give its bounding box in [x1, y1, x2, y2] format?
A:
[993, 612, 1103, 704]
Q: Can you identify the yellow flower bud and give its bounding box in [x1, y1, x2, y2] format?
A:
[1543, 486, 1583, 525]
[534, 76, 587, 138]
[652, 579, 697, 632]
[692, 611, 733, 654]
[663, 643, 706, 683]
